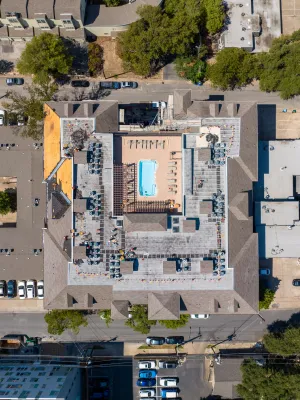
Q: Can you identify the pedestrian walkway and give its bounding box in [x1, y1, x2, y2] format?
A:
[0, 299, 45, 313]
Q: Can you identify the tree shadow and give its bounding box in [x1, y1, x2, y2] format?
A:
[4, 188, 17, 213]
[0, 60, 14, 74]
[267, 312, 300, 334]
[63, 39, 89, 76]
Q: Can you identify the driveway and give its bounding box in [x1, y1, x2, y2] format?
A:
[270, 258, 300, 309]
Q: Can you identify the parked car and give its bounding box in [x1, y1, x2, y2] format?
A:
[190, 314, 210, 319]
[99, 81, 120, 90]
[259, 268, 270, 276]
[18, 280, 26, 299]
[0, 280, 6, 297]
[7, 113, 17, 126]
[71, 80, 90, 88]
[161, 388, 179, 398]
[17, 115, 26, 126]
[0, 110, 5, 126]
[120, 81, 138, 89]
[7, 280, 16, 298]
[160, 378, 178, 387]
[98, 379, 108, 388]
[55, 75, 70, 86]
[136, 378, 156, 387]
[158, 361, 178, 369]
[138, 361, 156, 369]
[146, 337, 165, 345]
[165, 336, 184, 345]
[139, 370, 157, 379]
[293, 279, 300, 286]
[139, 389, 156, 398]
[26, 279, 36, 299]
[37, 280, 44, 299]
[6, 78, 24, 86]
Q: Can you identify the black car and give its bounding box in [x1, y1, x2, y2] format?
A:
[71, 80, 90, 88]
[165, 336, 184, 345]
[7, 280, 16, 298]
[293, 279, 300, 286]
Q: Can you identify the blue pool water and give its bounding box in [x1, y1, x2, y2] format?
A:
[139, 160, 157, 196]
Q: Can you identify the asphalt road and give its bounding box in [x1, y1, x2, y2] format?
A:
[0, 309, 297, 344]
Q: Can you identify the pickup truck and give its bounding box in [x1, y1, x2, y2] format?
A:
[99, 81, 120, 90]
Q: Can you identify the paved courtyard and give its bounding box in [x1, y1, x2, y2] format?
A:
[281, 0, 300, 34]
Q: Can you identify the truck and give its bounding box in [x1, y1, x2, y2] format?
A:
[0, 335, 24, 349]
[99, 81, 120, 90]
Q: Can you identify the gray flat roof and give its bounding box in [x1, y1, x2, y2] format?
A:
[257, 201, 299, 226]
[263, 225, 300, 258]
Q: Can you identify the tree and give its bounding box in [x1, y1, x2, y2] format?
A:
[98, 310, 113, 327]
[17, 33, 73, 83]
[159, 314, 189, 329]
[201, 0, 225, 34]
[104, 0, 122, 6]
[3, 81, 57, 140]
[175, 55, 206, 83]
[256, 30, 300, 99]
[259, 286, 275, 310]
[125, 305, 156, 334]
[237, 359, 300, 400]
[0, 191, 12, 215]
[88, 43, 104, 77]
[44, 310, 88, 335]
[207, 47, 255, 90]
[263, 327, 300, 356]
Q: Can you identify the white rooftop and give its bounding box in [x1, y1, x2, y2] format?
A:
[259, 201, 299, 226]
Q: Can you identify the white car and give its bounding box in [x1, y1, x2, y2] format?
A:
[18, 280, 26, 299]
[0, 110, 5, 126]
[159, 378, 178, 387]
[191, 314, 210, 319]
[26, 280, 36, 299]
[37, 280, 44, 300]
[138, 361, 156, 369]
[139, 389, 156, 398]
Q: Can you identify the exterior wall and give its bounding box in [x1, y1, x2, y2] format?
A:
[85, 25, 127, 37]
[0, 364, 81, 399]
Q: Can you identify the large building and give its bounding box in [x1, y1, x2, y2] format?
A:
[0, 0, 161, 42]
[0, 363, 81, 399]
[43, 90, 259, 318]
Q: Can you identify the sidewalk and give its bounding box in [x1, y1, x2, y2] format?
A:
[0, 299, 45, 312]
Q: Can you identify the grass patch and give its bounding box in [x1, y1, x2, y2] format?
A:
[138, 344, 179, 350]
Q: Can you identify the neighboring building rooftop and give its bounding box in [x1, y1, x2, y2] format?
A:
[213, 358, 243, 399]
[43, 92, 259, 317]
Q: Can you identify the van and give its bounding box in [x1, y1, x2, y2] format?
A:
[161, 388, 179, 398]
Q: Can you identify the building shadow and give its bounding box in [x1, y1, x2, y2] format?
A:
[257, 104, 276, 141]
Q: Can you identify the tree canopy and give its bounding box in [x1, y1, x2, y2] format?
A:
[17, 33, 73, 83]
[263, 326, 300, 356]
[207, 47, 255, 90]
[237, 359, 300, 400]
[3, 81, 57, 140]
[256, 30, 300, 99]
[88, 43, 104, 77]
[201, 0, 225, 34]
[159, 314, 189, 329]
[125, 305, 156, 334]
[259, 286, 275, 310]
[44, 310, 88, 335]
[175, 55, 207, 83]
[104, 0, 122, 6]
[0, 191, 12, 215]
[98, 309, 113, 327]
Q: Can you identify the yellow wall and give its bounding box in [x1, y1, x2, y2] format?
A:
[44, 104, 61, 180]
[56, 159, 72, 200]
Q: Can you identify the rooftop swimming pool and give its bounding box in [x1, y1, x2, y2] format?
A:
[139, 160, 157, 197]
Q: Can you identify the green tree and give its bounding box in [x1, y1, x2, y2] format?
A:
[207, 47, 255, 90]
[175, 55, 206, 83]
[125, 305, 156, 334]
[159, 314, 189, 329]
[3, 81, 57, 140]
[0, 191, 12, 215]
[98, 309, 113, 327]
[237, 359, 300, 400]
[88, 43, 104, 77]
[263, 327, 300, 356]
[17, 33, 73, 83]
[257, 30, 300, 99]
[259, 286, 275, 310]
[104, 0, 122, 6]
[201, 0, 225, 34]
[44, 310, 88, 335]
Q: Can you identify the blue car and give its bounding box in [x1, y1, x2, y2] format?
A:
[139, 370, 157, 379]
[136, 378, 156, 387]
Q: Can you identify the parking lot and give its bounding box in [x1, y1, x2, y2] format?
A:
[133, 355, 212, 399]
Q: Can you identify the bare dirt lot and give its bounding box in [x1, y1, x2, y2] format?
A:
[98, 37, 162, 81]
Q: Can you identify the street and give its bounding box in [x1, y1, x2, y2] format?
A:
[1, 309, 297, 343]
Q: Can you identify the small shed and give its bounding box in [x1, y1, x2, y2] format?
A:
[200, 200, 213, 215]
[73, 199, 86, 213]
[200, 260, 214, 274]
[74, 151, 87, 164]
[73, 246, 86, 260]
[182, 219, 196, 233]
[120, 261, 134, 275]
[163, 260, 177, 274]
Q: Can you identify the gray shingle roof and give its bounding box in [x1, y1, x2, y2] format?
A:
[124, 214, 167, 232]
[27, 0, 55, 18]
[51, 192, 70, 219]
[54, 0, 82, 20]
[111, 300, 129, 319]
[148, 292, 180, 320]
[213, 358, 243, 399]
[1, 0, 27, 17]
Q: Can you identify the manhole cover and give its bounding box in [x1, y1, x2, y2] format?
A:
[1, 45, 14, 53]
